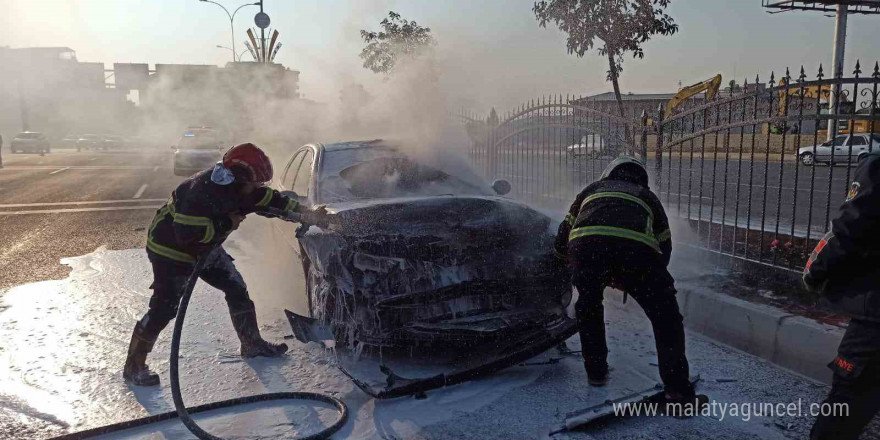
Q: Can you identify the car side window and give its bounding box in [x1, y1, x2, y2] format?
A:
[851, 136, 867, 146]
[293, 151, 314, 197]
[283, 152, 305, 190]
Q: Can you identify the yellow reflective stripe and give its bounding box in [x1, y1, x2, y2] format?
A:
[581, 192, 653, 219]
[256, 188, 273, 207]
[553, 247, 567, 260]
[656, 229, 671, 242]
[565, 212, 576, 226]
[166, 194, 214, 243]
[172, 212, 211, 226]
[569, 225, 661, 254]
[199, 222, 215, 244]
[147, 237, 195, 263]
[149, 205, 170, 233]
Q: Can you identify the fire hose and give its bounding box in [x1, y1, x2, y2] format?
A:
[51, 207, 348, 440]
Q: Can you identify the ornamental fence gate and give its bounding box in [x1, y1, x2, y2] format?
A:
[463, 61, 880, 272]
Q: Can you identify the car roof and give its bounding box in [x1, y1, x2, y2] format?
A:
[16, 131, 43, 135]
[321, 139, 387, 152]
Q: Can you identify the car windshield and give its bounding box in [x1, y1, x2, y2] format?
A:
[15, 132, 43, 139]
[319, 146, 491, 203]
[178, 131, 220, 149]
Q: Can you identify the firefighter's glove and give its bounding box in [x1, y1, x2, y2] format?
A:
[802, 273, 829, 295]
[301, 204, 330, 229]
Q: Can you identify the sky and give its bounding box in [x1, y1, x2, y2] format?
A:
[2, 0, 880, 112]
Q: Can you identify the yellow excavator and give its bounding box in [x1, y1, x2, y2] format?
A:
[773, 78, 873, 136]
[664, 74, 723, 118]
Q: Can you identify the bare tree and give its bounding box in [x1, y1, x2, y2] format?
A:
[533, 0, 678, 120]
[360, 11, 435, 75]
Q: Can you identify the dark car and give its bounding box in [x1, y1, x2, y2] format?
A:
[11, 132, 50, 154]
[276, 141, 575, 395]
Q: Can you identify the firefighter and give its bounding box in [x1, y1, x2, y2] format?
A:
[805, 150, 880, 440]
[555, 156, 697, 406]
[124, 143, 322, 386]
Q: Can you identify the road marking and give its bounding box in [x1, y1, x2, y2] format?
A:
[152, 166, 159, 172]
[0, 199, 166, 208]
[1, 165, 170, 171]
[0, 205, 162, 215]
[133, 184, 148, 199]
[49, 167, 70, 175]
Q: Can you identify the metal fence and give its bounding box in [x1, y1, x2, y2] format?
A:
[657, 62, 880, 271]
[464, 61, 880, 272]
[463, 96, 641, 208]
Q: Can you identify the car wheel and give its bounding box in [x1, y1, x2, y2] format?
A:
[799, 152, 814, 166]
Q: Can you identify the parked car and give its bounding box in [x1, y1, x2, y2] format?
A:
[277, 140, 574, 351]
[171, 128, 224, 176]
[10, 132, 50, 154]
[60, 134, 80, 149]
[102, 135, 125, 150]
[798, 133, 880, 166]
[76, 134, 102, 151]
[566, 135, 607, 158]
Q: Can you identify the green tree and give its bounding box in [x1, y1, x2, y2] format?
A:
[360, 11, 435, 75]
[533, 0, 678, 120]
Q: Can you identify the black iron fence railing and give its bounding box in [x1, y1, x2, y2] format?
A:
[462, 61, 880, 272]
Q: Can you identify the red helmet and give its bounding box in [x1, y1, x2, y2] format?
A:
[222, 143, 273, 183]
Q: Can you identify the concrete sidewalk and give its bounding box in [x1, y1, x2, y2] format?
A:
[625, 260, 846, 385]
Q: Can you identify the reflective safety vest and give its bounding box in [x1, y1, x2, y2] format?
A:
[567, 191, 669, 254]
[145, 170, 298, 264]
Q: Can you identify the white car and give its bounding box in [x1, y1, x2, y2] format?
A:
[798, 134, 880, 166]
[172, 128, 225, 177]
[565, 135, 607, 158]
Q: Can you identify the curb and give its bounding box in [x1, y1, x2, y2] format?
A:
[608, 285, 844, 385]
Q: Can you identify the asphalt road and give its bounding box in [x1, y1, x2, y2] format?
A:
[0, 148, 183, 290]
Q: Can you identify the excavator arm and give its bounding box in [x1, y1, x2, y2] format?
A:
[664, 74, 723, 118]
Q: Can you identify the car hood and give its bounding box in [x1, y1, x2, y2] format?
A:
[321, 195, 550, 236]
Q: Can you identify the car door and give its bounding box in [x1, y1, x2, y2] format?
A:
[820, 135, 848, 162]
[274, 147, 315, 317]
[832, 135, 865, 164]
[847, 135, 869, 162]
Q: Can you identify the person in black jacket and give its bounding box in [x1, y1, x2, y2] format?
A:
[555, 157, 698, 407]
[124, 143, 323, 386]
[805, 151, 880, 440]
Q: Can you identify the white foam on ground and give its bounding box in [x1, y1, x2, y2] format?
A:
[0, 232, 837, 439]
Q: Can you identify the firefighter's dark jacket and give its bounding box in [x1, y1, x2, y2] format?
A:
[147, 169, 299, 264]
[804, 152, 880, 321]
[555, 177, 672, 266]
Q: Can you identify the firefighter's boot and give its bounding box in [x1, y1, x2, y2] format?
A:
[123, 324, 160, 386]
[230, 307, 288, 358]
[585, 360, 609, 387]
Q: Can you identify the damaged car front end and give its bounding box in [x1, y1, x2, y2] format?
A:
[277, 141, 576, 397]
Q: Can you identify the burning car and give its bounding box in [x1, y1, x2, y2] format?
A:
[275, 140, 577, 397]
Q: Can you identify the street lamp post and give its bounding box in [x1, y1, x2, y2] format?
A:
[198, 0, 259, 63]
[216, 45, 250, 62]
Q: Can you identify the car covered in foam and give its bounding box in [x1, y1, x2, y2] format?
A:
[275, 140, 575, 357]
